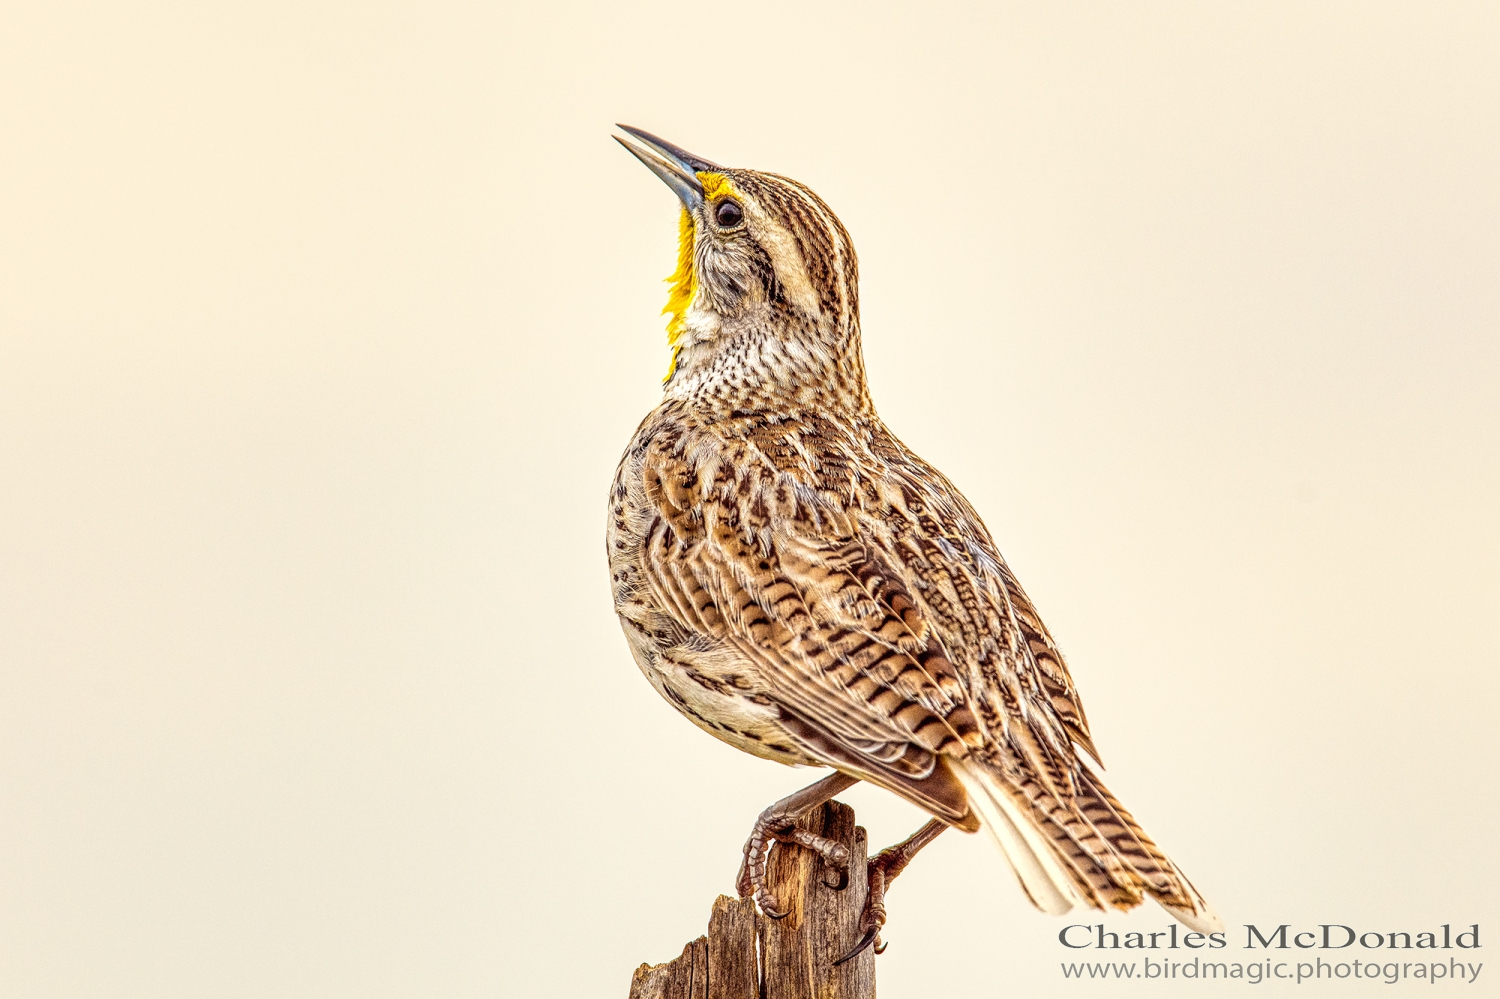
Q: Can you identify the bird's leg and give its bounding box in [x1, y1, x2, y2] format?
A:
[736, 771, 860, 918]
[834, 818, 949, 964]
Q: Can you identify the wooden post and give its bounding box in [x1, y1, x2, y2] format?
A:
[628, 799, 876, 999]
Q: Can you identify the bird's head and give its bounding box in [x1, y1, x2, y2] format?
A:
[615, 126, 868, 411]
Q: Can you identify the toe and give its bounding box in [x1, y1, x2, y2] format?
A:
[833, 927, 880, 966]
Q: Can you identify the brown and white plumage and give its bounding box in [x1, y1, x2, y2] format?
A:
[607, 127, 1219, 933]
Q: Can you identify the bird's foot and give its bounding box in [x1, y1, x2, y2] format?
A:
[734, 772, 858, 918]
[737, 824, 851, 917]
[834, 818, 948, 965]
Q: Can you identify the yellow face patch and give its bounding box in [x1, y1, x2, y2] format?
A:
[660, 172, 739, 382]
[698, 171, 735, 201]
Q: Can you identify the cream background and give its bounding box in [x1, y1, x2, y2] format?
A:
[2, 2, 1496, 995]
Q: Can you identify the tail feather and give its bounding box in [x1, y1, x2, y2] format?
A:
[1080, 767, 1220, 933]
[956, 756, 1221, 933]
[952, 760, 1075, 914]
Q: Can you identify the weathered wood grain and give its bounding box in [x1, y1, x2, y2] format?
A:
[628, 934, 707, 999]
[627, 800, 874, 999]
[706, 895, 758, 998]
[759, 801, 874, 999]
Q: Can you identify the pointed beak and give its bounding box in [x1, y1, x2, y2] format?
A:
[614, 125, 720, 211]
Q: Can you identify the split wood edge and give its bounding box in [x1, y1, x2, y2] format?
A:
[627, 800, 876, 999]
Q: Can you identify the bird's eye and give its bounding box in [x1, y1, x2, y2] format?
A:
[715, 200, 743, 227]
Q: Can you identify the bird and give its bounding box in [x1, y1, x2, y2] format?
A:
[606, 125, 1220, 961]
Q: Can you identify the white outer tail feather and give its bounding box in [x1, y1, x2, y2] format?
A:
[955, 758, 1223, 933]
[953, 759, 1078, 915]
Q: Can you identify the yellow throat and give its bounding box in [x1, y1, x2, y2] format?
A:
[661, 172, 733, 381]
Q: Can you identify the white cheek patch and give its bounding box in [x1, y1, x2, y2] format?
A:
[744, 200, 822, 320]
[682, 305, 721, 344]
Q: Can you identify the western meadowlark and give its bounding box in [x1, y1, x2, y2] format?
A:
[607, 125, 1220, 960]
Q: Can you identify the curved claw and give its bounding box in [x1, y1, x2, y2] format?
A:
[833, 927, 881, 966]
[822, 866, 849, 891]
[874, 939, 889, 955]
[754, 886, 790, 920]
